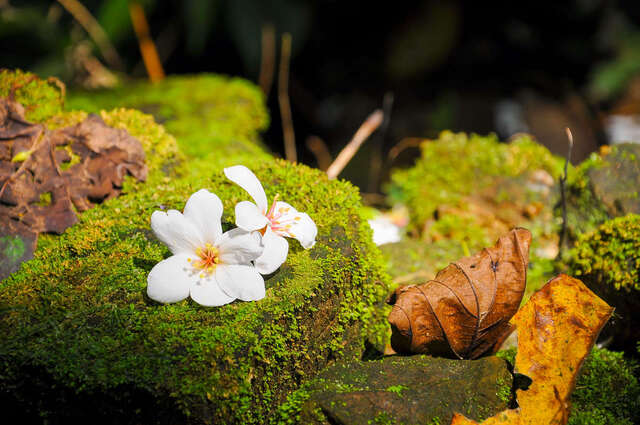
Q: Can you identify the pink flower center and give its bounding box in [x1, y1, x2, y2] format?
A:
[264, 194, 301, 237]
[188, 243, 220, 276]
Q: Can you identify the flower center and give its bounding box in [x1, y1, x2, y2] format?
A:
[264, 193, 301, 237]
[188, 243, 220, 276]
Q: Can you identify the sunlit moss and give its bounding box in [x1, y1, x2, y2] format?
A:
[0, 71, 390, 424]
[0, 69, 64, 122]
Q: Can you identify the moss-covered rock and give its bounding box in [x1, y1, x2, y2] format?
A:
[564, 214, 640, 352]
[386, 131, 563, 295]
[66, 74, 271, 159]
[279, 355, 513, 425]
[0, 71, 390, 424]
[563, 144, 640, 240]
[498, 347, 640, 425]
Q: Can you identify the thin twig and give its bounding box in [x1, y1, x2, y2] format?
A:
[326, 110, 384, 180]
[56, 0, 123, 70]
[258, 24, 276, 99]
[368, 92, 394, 192]
[558, 127, 574, 257]
[305, 135, 332, 171]
[387, 137, 423, 162]
[129, 2, 165, 83]
[278, 33, 296, 162]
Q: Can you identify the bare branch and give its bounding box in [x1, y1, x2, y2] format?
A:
[306, 135, 332, 171]
[278, 33, 296, 162]
[57, 0, 123, 70]
[259, 24, 276, 99]
[129, 2, 165, 83]
[326, 110, 384, 180]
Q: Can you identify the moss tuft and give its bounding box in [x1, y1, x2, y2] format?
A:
[0, 69, 64, 122]
[567, 214, 640, 292]
[385, 131, 563, 297]
[66, 74, 270, 159]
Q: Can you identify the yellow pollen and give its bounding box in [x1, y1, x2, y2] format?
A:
[192, 243, 220, 275]
[294, 217, 301, 221]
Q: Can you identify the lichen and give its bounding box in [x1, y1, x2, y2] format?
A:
[0, 71, 391, 424]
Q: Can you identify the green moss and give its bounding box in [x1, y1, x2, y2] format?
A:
[388, 131, 563, 238]
[386, 131, 564, 296]
[1, 157, 390, 424]
[386, 385, 409, 396]
[495, 347, 639, 425]
[568, 347, 640, 425]
[562, 151, 613, 239]
[0, 71, 390, 424]
[567, 214, 640, 292]
[0, 69, 64, 122]
[66, 74, 270, 159]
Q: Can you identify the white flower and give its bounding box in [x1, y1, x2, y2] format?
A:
[224, 165, 317, 274]
[147, 189, 265, 306]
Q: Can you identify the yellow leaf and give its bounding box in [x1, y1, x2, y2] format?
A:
[451, 274, 613, 425]
[11, 150, 32, 162]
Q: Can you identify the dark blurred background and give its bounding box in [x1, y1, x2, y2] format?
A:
[3, 0, 640, 189]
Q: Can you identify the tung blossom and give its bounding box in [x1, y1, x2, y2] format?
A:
[147, 189, 265, 306]
[224, 165, 317, 274]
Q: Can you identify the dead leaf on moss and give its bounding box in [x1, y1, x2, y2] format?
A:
[0, 97, 147, 279]
[450, 274, 613, 425]
[388, 228, 531, 359]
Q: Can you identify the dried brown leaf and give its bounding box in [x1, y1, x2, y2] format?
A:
[0, 97, 148, 279]
[388, 228, 531, 359]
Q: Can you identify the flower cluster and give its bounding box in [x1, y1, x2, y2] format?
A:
[146, 165, 317, 306]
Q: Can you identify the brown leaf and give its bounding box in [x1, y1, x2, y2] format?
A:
[388, 228, 531, 359]
[450, 274, 613, 425]
[0, 97, 148, 278]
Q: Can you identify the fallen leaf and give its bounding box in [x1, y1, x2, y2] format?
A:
[0, 97, 148, 279]
[450, 274, 613, 425]
[388, 228, 531, 359]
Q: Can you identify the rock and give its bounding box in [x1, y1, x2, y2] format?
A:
[0, 70, 390, 424]
[564, 143, 640, 240]
[387, 131, 563, 295]
[291, 355, 512, 425]
[564, 214, 640, 353]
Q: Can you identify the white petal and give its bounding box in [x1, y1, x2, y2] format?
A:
[183, 189, 223, 244]
[190, 274, 235, 307]
[147, 254, 196, 304]
[255, 228, 289, 274]
[217, 228, 264, 264]
[215, 264, 265, 301]
[151, 210, 203, 255]
[270, 201, 318, 249]
[235, 201, 270, 231]
[224, 165, 268, 213]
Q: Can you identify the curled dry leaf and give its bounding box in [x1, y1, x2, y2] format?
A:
[0, 97, 147, 279]
[388, 228, 531, 359]
[450, 274, 613, 425]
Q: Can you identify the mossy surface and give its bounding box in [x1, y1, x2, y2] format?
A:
[386, 131, 563, 297]
[498, 347, 639, 425]
[0, 69, 64, 122]
[0, 71, 390, 424]
[281, 355, 512, 425]
[563, 144, 640, 240]
[567, 214, 640, 293]
[66, 74, 271, 159]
